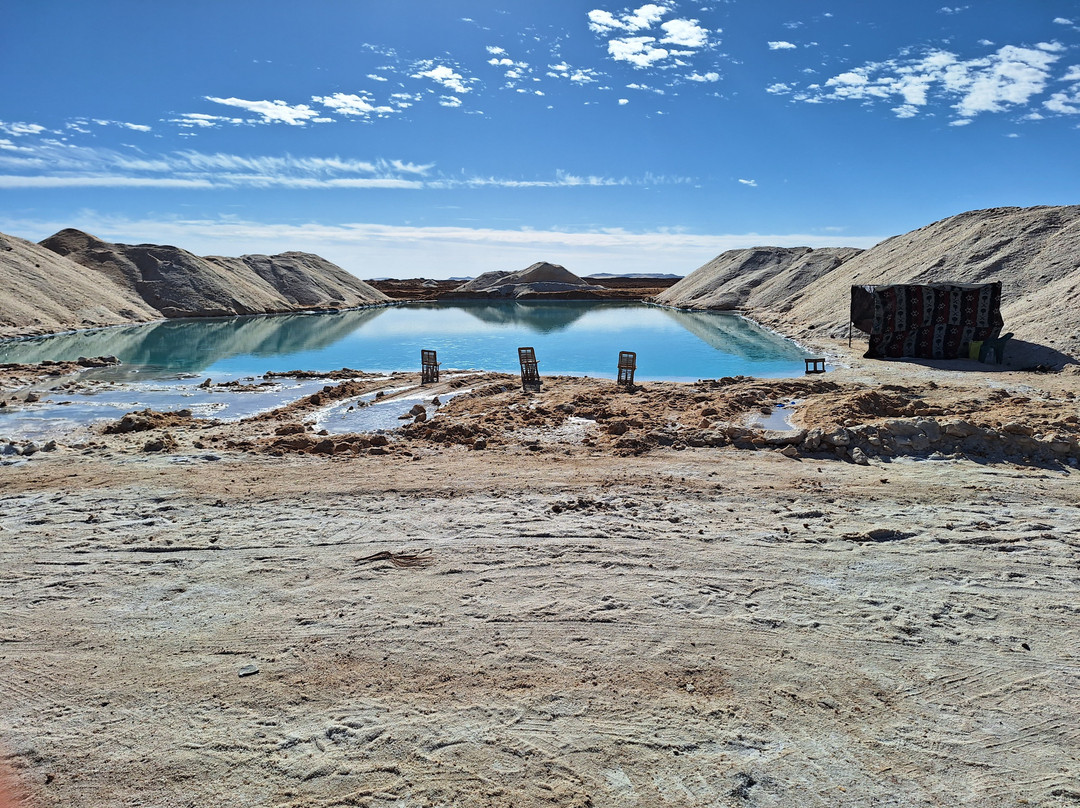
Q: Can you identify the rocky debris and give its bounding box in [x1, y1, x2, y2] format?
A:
[76, 355, 120, 368]
[266, 432, 390, 456]
[0, 359, 123, 392]
[263, 368, 375, 380]
[105, 408, 196, 434]
[142, 432, 179, 453]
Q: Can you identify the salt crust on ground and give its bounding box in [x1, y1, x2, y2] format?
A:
[1, 340, 1079, 807]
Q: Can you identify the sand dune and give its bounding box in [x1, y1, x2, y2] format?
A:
[0, 229, 388, 339]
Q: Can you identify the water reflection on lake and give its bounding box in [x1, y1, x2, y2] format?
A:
[0, 302, 809, 381]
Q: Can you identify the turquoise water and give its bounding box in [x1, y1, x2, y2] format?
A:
[0, 302, 810, 382]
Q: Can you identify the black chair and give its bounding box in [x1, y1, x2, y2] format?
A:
[518, 347, 541, 392]
[421, 349, 440, 384]
[617, 351, 637, 387]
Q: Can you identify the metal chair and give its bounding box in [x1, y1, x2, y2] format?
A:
[421, 349, 440, 384]
[804, 358, 826, 374]
[617, 351, 637, 387]
[518, 347, 541, 392]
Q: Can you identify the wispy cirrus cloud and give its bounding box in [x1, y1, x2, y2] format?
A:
[0, 138, 689, 192]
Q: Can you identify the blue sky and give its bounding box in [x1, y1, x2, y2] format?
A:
[1, 1, 1078, 278]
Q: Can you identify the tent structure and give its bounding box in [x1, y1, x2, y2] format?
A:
[850, 282, 1003, 359]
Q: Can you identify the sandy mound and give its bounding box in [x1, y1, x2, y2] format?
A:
[0, 232, 160, 339]
[32, 228, 388, 321]
[658, 206, 1080, 365]
[653, 247, 862, 312]
[454, 261, 605, 297]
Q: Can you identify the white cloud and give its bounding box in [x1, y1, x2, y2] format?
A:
[412, 64, 471, 94]
[169, 112, 246, 129]
[660, 19, 708, 48]
[204, 96, 324, 125]
[589, 4, 713, 73]
[90, 118, 152, 132]
[313, 93, 397, 118]
[367, 74, 389, 82]
[686, 72, 720, 82]
[737, 178, 757, 187]
[768, 41, 797, 50]
[765, 82, 791, 94]
[608, 36, 670, 68]
[1054, 17, 1074, 25]
[438, 96, 463, 108]
[785, 42, 1066, 122]
[547, 62, 603, 84]
[587, 4, 667, 33]
[0, 121, 47, 137]
[0, 138, 34, 153]
[618, 98, 630, 105]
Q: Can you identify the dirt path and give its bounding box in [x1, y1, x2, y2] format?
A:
[2, 427, 1080, 807]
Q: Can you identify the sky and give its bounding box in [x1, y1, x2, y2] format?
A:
[1, 0, 1079, 279]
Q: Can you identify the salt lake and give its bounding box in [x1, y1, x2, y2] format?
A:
[0, 302, 813, 441]
[1, 301, 809, 380]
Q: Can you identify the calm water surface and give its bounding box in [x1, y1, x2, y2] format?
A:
[1, 301, 809, 381]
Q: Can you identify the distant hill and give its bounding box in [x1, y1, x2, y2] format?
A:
[453, 261, 605, 297]
[655, 206, 1080, 365]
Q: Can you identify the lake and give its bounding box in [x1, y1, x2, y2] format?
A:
[0, 301, 810, 381]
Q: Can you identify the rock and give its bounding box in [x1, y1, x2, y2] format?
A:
[473, 437, 487, 450]
[409, 404, 427, 417]
[851, 446, 870, 465]
[24, 393, 39, 403]
[1002, 422, 1034, 436]
[943, 420, 979, 438]
[238, 664, 259, 678]
[43, 440, 58, 452]
[368, 446, 388, 455]
[199, 378, 212, 388]
[21, 441, 39, 456]
[274, 423, 307, 436]
[761, 428, 807, 447]
[142, 432, 178, 453]
[823, 428, 851, 447]
[780, 445, 799, 458]
[1, 442, 21, 456]
[883, 419, 921, 437]
[916, 419, 942, 442]
[413, 410, 428, 423]
[432, 396, 441, 406]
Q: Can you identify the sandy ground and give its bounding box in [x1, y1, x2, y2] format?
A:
[2, 339, 1080, 808]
